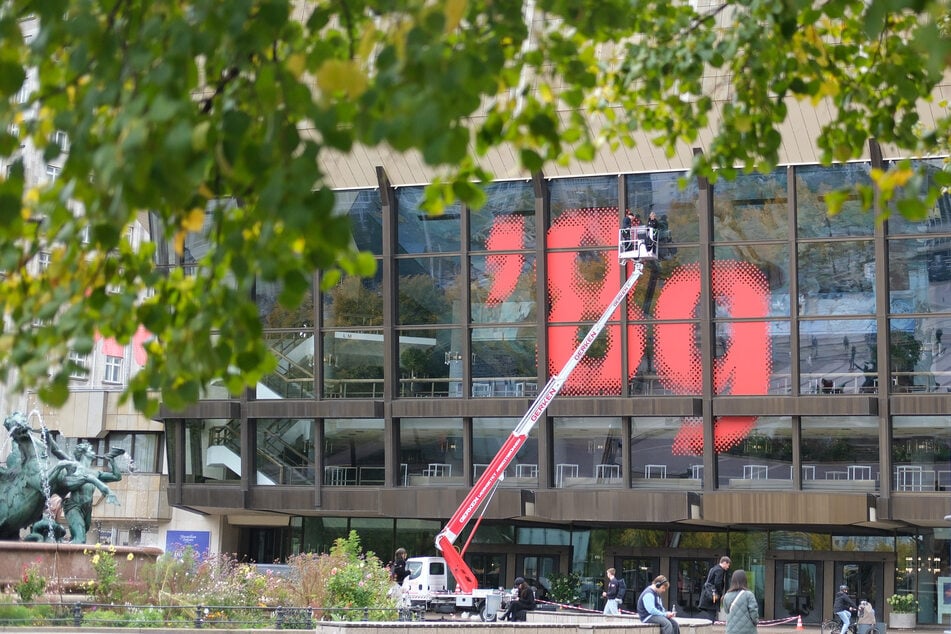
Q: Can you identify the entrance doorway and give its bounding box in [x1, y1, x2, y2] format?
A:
[515, 554, 559, 602]
[671, 557, 717, 618]
[836, 562, 884, 615]
[614, 556, 660, 611]
[465, 552, 506, 590]
[776, 561, 821, 624]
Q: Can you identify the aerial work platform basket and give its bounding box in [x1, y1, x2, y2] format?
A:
[618, 226, 659, 261]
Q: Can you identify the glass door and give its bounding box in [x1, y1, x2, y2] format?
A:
[671, 557, 716, 618]
[466, 553, 506, 591]
[615, 556, 660, 612]
[775, 561, 822, 624]
[515, 554, 559, 603]
[837, 562, 884, 616]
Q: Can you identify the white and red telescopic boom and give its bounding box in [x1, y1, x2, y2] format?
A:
[435, 260, 645, 593]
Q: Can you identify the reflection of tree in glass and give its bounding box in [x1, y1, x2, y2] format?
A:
[399, 275, 451, 325]
[889, 331, 922, 388]
[713, 173, 787, 242]
[328, 276, 383, 327]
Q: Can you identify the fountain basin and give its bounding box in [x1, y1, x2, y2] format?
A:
[0, 540, 162, 592]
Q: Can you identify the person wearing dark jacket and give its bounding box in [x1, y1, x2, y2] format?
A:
[833, 585, 858, 634]
[392, 548, 410, 585]
[502, 577, 536, 621]
[699, 556, 732, 621]
[602, 567, 626, 615]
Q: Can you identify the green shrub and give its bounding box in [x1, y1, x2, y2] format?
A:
[127, 607, 165, 628]
[548, 571, 583, 605]
[886, 593, 917, 613]
[0, 604, 34, 625]
[84, 608, 128, 627]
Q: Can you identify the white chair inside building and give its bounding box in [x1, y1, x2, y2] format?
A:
[424, 463, 452, 478]
[555, 463, 579, 487]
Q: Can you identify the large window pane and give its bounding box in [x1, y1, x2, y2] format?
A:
[888, 159, 951, 236]
[630, 416, 694, 489]
[713, 244, 790, 318]
[184, 418, 241, 484]
[400, 418, 464, 486]
[888, 237, 951, 313]
[796, 163, 874, 238]
[324, 418, 384, 486]
[471, 327, 538, 397]
[711, 320, 784, 395]
[473, 417, 539, 487]
[470, 180, 536, 251]
[892, 416, 951, 492]
[718, 417, 792, 490]
[322, 269, 383, 328]
[635, 246, 702, 318]
[470, 254, 536, 324]
[132, 433, 161, 473]
[553, 417, 623, 488]
[799, 319, 877, 394]
[396, 187, 461, 254]
[397, 257, 462, 325]
[887, 318, 944, 393]
[255, 418, 314, 485]
[398, 327, 459, 398]
[797, 240, 876, 315]
[323, 330, 384, 399]
[335, 189, 383, 255]
[713, 170, 788, 242]
[626, 171, 699, 244]
[801, 416, 879, 491]
[549, 176, 618, 233]
[257, 279, 315, 330]
[257, 332, 315, 400]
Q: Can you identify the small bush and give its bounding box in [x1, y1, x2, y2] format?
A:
[127, 607, 165, 628]
[14, 561, 47, 602]
[84, 608, 128, 627]
[548, 571, 583, 605]
[0, 604, 34, 625]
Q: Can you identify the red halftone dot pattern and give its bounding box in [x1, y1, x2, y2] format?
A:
[659, 262, 772, 455]
[546, 208, 645, 396]
[483, 209, 772, 453]
[485, 216, 527, 306]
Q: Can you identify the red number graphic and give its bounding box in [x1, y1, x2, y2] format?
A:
[485, 209, 772, 453]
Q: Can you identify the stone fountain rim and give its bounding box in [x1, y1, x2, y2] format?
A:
[0, 540, 163, 554]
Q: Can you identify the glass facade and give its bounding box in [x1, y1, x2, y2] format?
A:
[160, 160, 951, 626]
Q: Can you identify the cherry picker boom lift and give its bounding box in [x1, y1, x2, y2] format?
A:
[405, 232, 654, 619]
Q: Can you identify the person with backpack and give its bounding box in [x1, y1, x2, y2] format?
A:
[602, 567, 627, 615]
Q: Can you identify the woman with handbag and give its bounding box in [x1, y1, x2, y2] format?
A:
[723, 570, 759, 634]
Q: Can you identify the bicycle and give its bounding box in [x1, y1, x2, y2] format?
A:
[821, 614, 858, 634]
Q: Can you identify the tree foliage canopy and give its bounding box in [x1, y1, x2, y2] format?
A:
[1, 0, 950, 413]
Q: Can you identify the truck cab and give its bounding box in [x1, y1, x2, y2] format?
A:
[401, 556, 507, 620]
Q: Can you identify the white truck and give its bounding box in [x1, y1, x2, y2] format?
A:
[401, 556, 510, 620]
[404, 239, 653, 621]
